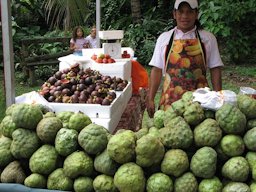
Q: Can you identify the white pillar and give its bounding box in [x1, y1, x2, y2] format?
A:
[96, 0, 101, 48]
[1, 0, 15, 107]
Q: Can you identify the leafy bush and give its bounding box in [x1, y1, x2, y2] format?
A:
[123, 15, 173, 65]
[200, 0, 256, 64]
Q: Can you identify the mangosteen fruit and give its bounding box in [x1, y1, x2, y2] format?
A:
[79, 94, 87, 103]
[54, 80, 62, 87]
[95, 97, 103, 104]
[70, 78, 77, 85]
[77, 84, 86, 91]
[79, 78, 85, 84]
[71, 85, 77, 92]
[61, 73, 67, 79]
[91, 90, 99, 97]
[78, 70, 85, 76]
[70, 63, 80, 73]
[48, 96, 56, 102]
[62, 68, 70, 74]
[71, 95, 79, 103]
[55, 71, 63, 80]
[116, 77, 123, 83]
[47, 76, 57, 85]
[116, 86, 123, 91]
[53, 90, 62, 98]
[68, 71, 77, 78]
[108, 91, 116, 100]
[55, 97, 62, 103]
[86, 97, 94, 104]
[84, 77, 93, 85]
[102, 98, 111, 105]
[62, 88, 72, 96]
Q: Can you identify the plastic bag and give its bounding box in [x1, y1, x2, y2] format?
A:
[131, 60, 149, 94]
[239, 87, 256, 99]
[192, 87, 237, 111]
[15, 91, 53, 111]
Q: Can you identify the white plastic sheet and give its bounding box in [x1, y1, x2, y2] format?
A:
[15, 91, 53, 111]
[192, 87, 237, 111]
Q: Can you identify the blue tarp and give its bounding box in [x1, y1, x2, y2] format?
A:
[0, 184, 69, 192]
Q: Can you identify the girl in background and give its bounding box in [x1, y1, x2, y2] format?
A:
[70, 26, 89, 56]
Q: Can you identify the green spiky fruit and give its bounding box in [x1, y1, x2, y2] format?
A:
[190, 147, 217, 178]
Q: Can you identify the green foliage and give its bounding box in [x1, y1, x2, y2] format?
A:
[6, 0, 256, 67]
[42, 0, 91, 30]
[11, 0, 46, 29]
[101, 0, 127, 29]
[200, 0, 256, 64]
[123, 16, 173, 65]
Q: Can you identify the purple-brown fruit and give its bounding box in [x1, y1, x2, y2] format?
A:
[55, 71, 63, 80]
[102, 98, 111, 105]
[47, 76, 57, 85]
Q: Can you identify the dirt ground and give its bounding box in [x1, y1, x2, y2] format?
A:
[222, 71, 256, 88]
[222, 68, 256, 89]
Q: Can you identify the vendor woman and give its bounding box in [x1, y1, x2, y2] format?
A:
[146, 0, 224, 117]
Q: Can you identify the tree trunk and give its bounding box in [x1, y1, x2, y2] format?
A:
[131, 0, 142, 24]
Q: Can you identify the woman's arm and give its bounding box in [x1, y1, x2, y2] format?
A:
[70, 42, 76, 51]
[147, 67, 162, 118]
[210, 66, 222, 91]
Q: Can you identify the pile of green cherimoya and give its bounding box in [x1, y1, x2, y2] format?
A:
[0, 92, 255, 192]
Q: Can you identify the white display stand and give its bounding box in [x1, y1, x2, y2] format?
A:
[98, 30, 124, 40]
[81, 47, 134, 59]
[49, 82, 132, 133]
[56, 49, 133, 132]
[58, 49, 133, 81]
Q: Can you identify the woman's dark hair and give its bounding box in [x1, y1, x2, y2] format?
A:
[72, 26, 85, 42]
[195, 18, 203, 30]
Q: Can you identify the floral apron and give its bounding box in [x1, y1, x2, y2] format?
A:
[159, 31, 208, 110]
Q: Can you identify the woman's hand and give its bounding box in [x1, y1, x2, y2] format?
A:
[146, 99, 155, 118]
[70, 43, 77, 51]
[83, 43, 90, 48]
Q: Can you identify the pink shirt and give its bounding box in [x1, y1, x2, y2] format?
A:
[70, 38, 88, 51]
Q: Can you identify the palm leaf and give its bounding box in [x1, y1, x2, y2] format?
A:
[43, 0, 91, 30]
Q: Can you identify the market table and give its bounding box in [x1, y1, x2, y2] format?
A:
[55, 48, 144, 133]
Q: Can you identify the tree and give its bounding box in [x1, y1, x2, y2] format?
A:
[43, 0, 92, 30]
[130, 0, 141, 24]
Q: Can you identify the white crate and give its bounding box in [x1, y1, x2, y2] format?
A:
[50, 92, 121, 119]
[120, 81, 132, 111]
[88, 60, 131, 81]
[82, 48, 103, 59]
[49, 82, 132, 119]
[58, 55, 131, 81]
[91, 83, 132, 133]
[90, 104, 124, 133]
[99, 30, 124, 40]
[82, 47, 135, 59]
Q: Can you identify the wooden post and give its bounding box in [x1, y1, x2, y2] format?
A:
[1, 0, 15, 107]
[96, 0, 101, 48]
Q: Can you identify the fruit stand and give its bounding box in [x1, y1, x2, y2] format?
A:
[1, 30, 256, 191]
[55, 47, 135, 133]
